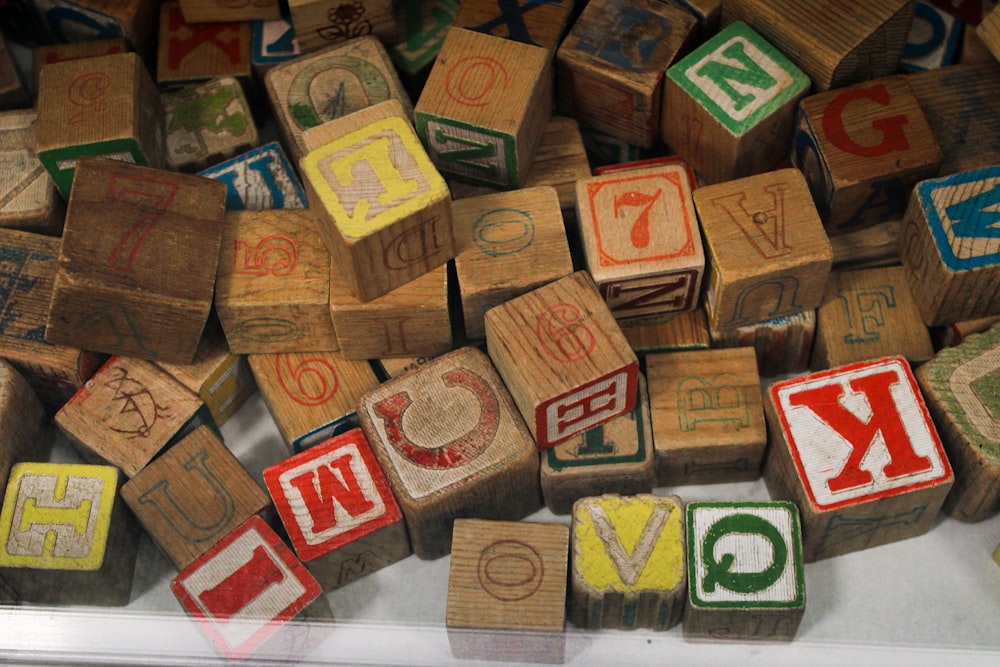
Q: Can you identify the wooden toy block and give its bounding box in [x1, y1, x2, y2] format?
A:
[570, 494, 685, 630]
[575, 164, 706, 321]
[121, 425, 270, 570]
[452, 0, 576, 50]
[171, 515, 331, 662]
[35, 52, 165, 198]
[661, 0, 722, 39]
[791, 76, 943, 234]
[978, 4, 1000, 61]
[709, 309, 816, 377]
[265, 35, 413, 166]
[620, 309, 711, 355]
[163, 76, 259, 173]
[0, 462, 139, 605]
[179, 0, 282, 23]
[453, 186, 574, 341]
[900, 1, 963, 72]
[928, 0, 992, 24]
[648, 347, 765, 485]
[900, 166, 1000, 326]
[0, 32, 29, 110]
[388, 0, 458, 80]
[199, 142, 307, 210]
[684, 501, 805, 641]
[373, 355, 436, 380]
[961, 19, 997, 64]
[157, 1, 252, 92]
[56, 356, 208, 477]
[34, 0, 159, 58]
[414, 27, 552, 189]
[938, 315, 1000, 347]
[485, 271, 640, 449]
[661, 21, 810, 185]
[813, 267, 935, 369]
[301, 102, 454, 303]
[0, 109, 64, 235]
[0, 228, 102, 410]
[556, 0, 696, 148]
[695, 168, 833, 330]
[916, 326, 1000, 522]
[594, 155, 699, 185]
[721, 0, 916, 91]
[830, 220, 901, 271]
[357, 346, 540, 559]
[44, 158, 227, 364]
[252, 17, 300, 75]
[540, 376, 654, 515]
[249, 349, 379, 453]
[263, 427, 411, 589]
[32, 37, 129, 93]
[288, 0, 398, 55]
[764, 357, 954, 561]
[0, 361, 48, 501]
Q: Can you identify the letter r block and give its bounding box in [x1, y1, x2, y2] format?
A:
[764, 357, 954, 561]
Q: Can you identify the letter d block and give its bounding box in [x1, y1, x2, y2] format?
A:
[764, 357, 954, 561]
[0, 463, 139, 606]
[685, 501, 805, 642]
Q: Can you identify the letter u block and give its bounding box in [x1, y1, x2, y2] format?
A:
[0, 463, 139, 606]
[684, 501, 805, 641]
[357, 347, 540, 559]
[764, 357, 954, 561]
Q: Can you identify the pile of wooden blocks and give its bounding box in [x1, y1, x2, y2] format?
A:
[0, 0, 999, 660]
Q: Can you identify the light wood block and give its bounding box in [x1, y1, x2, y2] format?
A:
[357, 346, 540, 559]
[791, 76, 942, 234]
[33, 0, 159, 58]
[252, 17, 301, 76]
[938, 315, 1000, 347]
[916, 326, 1000, 522]
[288, 0, 398, 54]
[387, 0, 458, 79]
[121, 425, 270, 570]
[157, 1, 252, 91]
[648, 347, 766, 485]
[540, 376, 654, 515]
[764, 357, 954, 561]
[249, 349, 379, 453]
[0, 109, 64, 235]
[180, 0, 282, 23]
[594, 155, 699, 185]
[662, 21, 810, 185]
[44, 158, 227, 363]
[33, 37, 130, 93]
[35, 52, 165, 198]
[575, 164, 706, 321]
[0, 462, 139, 605]
[978, 4, 1000, 62]
[454, 186, 573, 341]
[830, 219, 901, 271]
[813, 267, 934, 369]
[900, 166, 1000, 326]
[621, 309, 711, 355]
[199, 142, 307, 210]
[709, 309, 815, 377]
[684, 501, 805, 641]
[264, 427, 411, 590]
[570, 494, 685, 630]
[415, 27, 552, 189]
[721, 0, 916, 91]
[452, 0, 576, 50]
[900, 1, 962, 72]
[0, 361, 48, 501]
[696, 168, 832, 330]
[0, 32, 28, 109]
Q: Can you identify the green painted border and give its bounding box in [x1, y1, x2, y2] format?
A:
[38, 138, 147, 197]
[414, 111, 519, 188]
[546, 383, 648, 471]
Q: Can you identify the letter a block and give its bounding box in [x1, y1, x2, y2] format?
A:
[764, 357, 954, 561]
[264, 428, 411, 590]
[0, 463, 139, 606]
[357, 347, 540, 559]
[570, 494, 685, 631]
[685, 501, 805, 641]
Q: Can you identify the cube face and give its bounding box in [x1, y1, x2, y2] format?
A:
[163, 76, 258, 173]
[916, 167, 1000, 272]
[709, 309, 815, 377]
[899, 2, 961, 72]
[540, 368, 639, 446]
[288, 0, 397, 54]
[199, 142, 307, 211]
[453, 0, 573, 50]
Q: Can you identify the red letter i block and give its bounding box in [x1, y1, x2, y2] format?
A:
[264, 428, 411, 590]
[764, 357, 953, 561]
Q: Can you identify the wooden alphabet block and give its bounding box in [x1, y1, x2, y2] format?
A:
[288, 0, 398, 54]
[684, 501, 805, 641]
[576, 163, 706, 321]
[414, 27, 552, 189]
[0, 110, 64, 235]
[32, 37, 129, 93]
[661, 21, 810, 185]
[357, 347, 540, 559]
[44, 158, 227, 363]
[0, 462, 139, 605]
[830, 220, 901, 271]
[264, 427, 411, 589]
[0, 361, 48, 501]
[180, 0, 282, 23]
[570, 494, 685, 630]
[791, 76, 943, 234]
[388, 0, 458, 80]
[121, 425, 270, 570]
[0, 32, 29, 110]
[900, 1, 963, 72]
[453, 186, 573, 341]
[695, 168, 833, 330]
[764, 357, 954, 561]
[813, 267, 935, 369]
[541, 376, 654, 515]
[373, 355, 436, 379]
[33, 0, 159, 57]
[486, 271, 640, 449]
[620, 309, 711, 355]
[978, 4, 1000, 61]
[900, 166, 1000, 326]
[157, 1, 252, 92]
[556, 0, 696, 148]
[252, 17, 300, 75]
[709, 309, 816, 377]
[249, 349, 379, 453]
[648, 347, 766, 485]
[721, 0, 916, 91]
[452, 0, 576, 50]
[35, 52, 165, 198]
[916, 326, 1000, 522]
[199, 142, 307, 210]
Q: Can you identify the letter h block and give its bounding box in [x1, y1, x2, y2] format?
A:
[764, 357, 954, 561]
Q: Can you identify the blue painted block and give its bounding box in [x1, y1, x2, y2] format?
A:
[198, 142, 307, 210]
